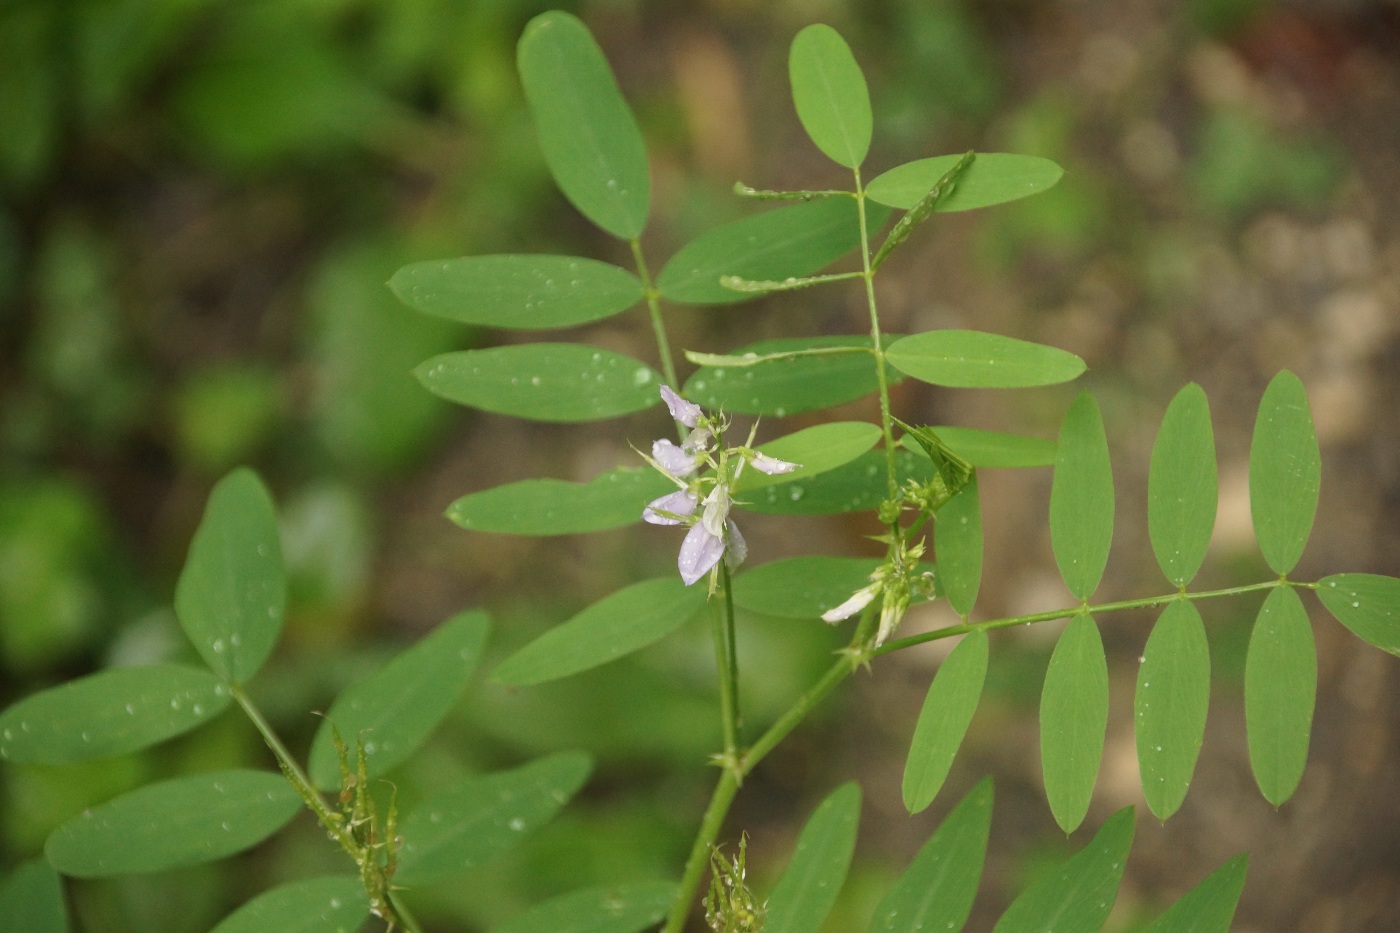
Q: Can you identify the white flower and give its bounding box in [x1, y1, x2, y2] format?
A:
[660, 385, 703, 428]
[653, 438, 700, 479]
[750, 451, 800, 475]
[821, 584, 879, 623]
[700, 484, 730, 537]
[644, 490, 699, 525]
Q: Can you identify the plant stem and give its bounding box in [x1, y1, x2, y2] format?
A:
[664, 770, 740, 933]
[875, 578, 1292, 656]
[713, 561, 742, 759]
[631, 236, 680, 395]
[852, 167, 899, 502]
[231, 685, 415, 933]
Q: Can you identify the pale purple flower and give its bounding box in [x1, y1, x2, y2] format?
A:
[652, 438, 700, 479]
[678, 521, 727, 585]
[660, 385, 703, 428]
[644, 490, 699, 526]
[724, 520, 747, 567]
[750, 452, 800, 475]
[821, 584, 879, 623]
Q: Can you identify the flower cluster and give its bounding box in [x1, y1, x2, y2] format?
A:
[643, 386, 798, 590]
[821, 538, 935, 645]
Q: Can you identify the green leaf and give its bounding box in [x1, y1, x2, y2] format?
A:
[1040, 612, 1109, 833]
[741, 449, 932, 516]
[1316, 573, 1400, 655]
[209, 876, 369, 933]
[867, 153, 1064, 212]
[903, 630, 988, 814]
[0, 665, 230, 764]
[446, 468, 673, 536]
[734, 421, 882, 493]
[309, 611, 489, 789]
[1148, 384, 1217, 587]
[175, 468, 286, 684]
[395, 752, 592, 886]
[1245, 586, 1315, 806]
[736, 557, 880, 619]
[764, 782, 861, 933]
[656, 199, 888, 305]
[935, 476, 982, 617]
[492, 579, 708, 687]
[788, 24, 871, 168]
[0, 860, 67, 933]
[1142, 854, 1248, 933]
[517, 12, 649, 239]
[416, 344, 661, 422]
[1050, 393, 1114, 601]
[991, 807, 1135, 933]
[492, 881, 678, 933]
[44, 769, 300, 877]
[885, 330, 1086, 389]
[389, 256, 643, 330]
[1249, 371, 1320, 575]
[1135, 600, 1210, 820]
[903, 426, 1056, 469]
[871, 778, 991, 933]
[684, 336, 890, 415]
[872, 152, 974, 270]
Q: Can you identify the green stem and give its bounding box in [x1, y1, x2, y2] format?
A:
[232, 685, 415, 933]
[631, 237, 680, 395]
[663, 770, 741, 933]
[713, 561, 742, 758]
[852, 167, 899, 502]
[875, 578, 1291, 657]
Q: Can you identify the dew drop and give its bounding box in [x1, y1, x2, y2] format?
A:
[508, 817, 526, 831]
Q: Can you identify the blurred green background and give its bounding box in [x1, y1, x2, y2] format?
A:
[2, 0, 1399, 930]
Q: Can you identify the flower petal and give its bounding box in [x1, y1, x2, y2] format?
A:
[701, 484, 730, 537]
[660, 385, 703, 428]
[820, 585, 878, 623]
[751, 452, 801, 475]
[653, 438, 700, 478]
[725, 520, 748, 569]
[644, 490, 698, 525]
[678, 522, 726, 586]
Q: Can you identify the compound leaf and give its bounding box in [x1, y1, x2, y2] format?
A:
[1245, 586, 1315, 806]
[1040, 612, 1108, 833]
[905, 426, 1056, 469]
[175, 469, 286, 684]
[309, 610, 489, 789]
[789, 24, 871, 168]
[492, 578, 707, 687]
[517, 12, 649, 239]
[389, 255, 643, 330]
[734, 421, 881, 493]
[0, 665, 230, 764]
[741, 449, 931, 516]
[1135, 600, 1210, 820]
[45, 770, 300, 877]
[395, 752, 592, 886]
[1050, 393, 1114, 601]
[764, 782, 861, 933]
[903, 630, 988, 814]
[417, 344, 661, 422]
[1249, 371, 1320, 575]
